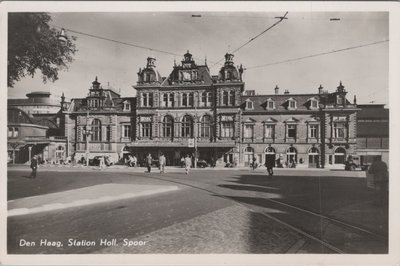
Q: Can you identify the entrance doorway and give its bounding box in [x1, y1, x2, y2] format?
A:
[286, 146, 297, 165]
[308, 147, 320, 168]
[244, 147, 254, 167]
[264, 146, 276, 167]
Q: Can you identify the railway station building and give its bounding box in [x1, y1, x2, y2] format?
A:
[55, 51, 360, 168]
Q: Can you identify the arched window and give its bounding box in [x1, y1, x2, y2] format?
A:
[162, 116, 173, 138]
[308, 147, 320, 168]
[334, 147, 346, 164]
[244, 147, 255, 167]
[265, 147, 276, 154]
[181, 115, 193, 137]
[200, 115, 212, 138]
[91, 119, 102, 141]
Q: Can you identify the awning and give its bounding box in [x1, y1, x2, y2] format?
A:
[127, 142, 236, 148]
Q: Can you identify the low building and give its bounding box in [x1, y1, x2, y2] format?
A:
[7, 91, 67, 164]
[356, 104, 389, 167]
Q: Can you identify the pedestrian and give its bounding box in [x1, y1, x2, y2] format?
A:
[180, 157, 185, 168]
[132, 155, 137, 168]
[146, 153, 152, 173]
[159, 153, 166, 173]
[99, 156, 105, 169]
[128, 155, 134, 167]
[252, 156, 257, 170]
[368, 156, 388, 205]
[265, 156, 275, 177]
[30, 155, 38, 179]
[184, 154, 192, 175]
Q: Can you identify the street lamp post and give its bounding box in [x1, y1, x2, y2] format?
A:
[83, 109, 92, 166]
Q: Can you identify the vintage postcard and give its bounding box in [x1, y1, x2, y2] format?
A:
[1, 1, 399, 265]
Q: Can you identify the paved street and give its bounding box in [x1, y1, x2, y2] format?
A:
[7, 166, 388, 254]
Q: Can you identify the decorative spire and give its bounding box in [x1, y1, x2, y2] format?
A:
[318, 84, 323, 94]
[353, 95, 357, 105]
[274, 85, 279, 95]
[92, 76, 100, 89]
[337, 81, 345, 92]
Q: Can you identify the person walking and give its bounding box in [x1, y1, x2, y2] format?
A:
[30, 155, 38, 179]
[99, 156, 105, 169]
[368, 156, 389, 205]
[159, 153, 166, 173]
[252, 156, 257, 170]
[184, 154, 192, 175]
[132, 155, 137, 168]
[265, 156, 275, 177]
[146, 153, 153, 173]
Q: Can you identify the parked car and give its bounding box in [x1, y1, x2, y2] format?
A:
[89, 156, 113, 166]
[197, 160, 209, 168]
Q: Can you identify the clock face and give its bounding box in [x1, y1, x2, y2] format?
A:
[182, 71, 191, 81]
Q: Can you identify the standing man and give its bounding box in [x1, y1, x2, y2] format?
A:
[132, 155, 137, 168]
[368, 156, 389, 205]
[265, 156, 275, 177]
[184, 154, 192, 175]
[159, 153, 166, 173]
[30, 155, 38, 179]
[146, 153, 153, 173]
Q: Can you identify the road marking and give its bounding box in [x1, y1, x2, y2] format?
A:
[8, 185, 179, 217]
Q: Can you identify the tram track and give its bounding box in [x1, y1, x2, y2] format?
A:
[141, 173, 387, 254]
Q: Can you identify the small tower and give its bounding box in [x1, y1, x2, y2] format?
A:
[60, 92, 66, 111]
[318, 84, 323, 94]
[224, 53, 234, 66]
[92, 76, 100, 90]
[337, 81, 346, 93]
[146, 57, 156, 68]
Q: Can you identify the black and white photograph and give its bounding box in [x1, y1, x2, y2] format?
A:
[2, 1, 400, 265]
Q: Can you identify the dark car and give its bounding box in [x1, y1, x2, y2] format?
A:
[89, 156, 109, 166]
[197, 160, 209, 168]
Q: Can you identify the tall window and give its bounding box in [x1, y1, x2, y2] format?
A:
[169, 93, 175, 107]
[265, 124, 275, 138]
[246, 101, 254, 110]
[123, 125, 131, 138]
[309, 125, 319, 138]
[223, 91, 229, 106]
[142, 92, 153, 107]
[200, 115, 212, 138]
[106, 125, 111, 141]
[201, 92, 213, 107]
[162, 116, 173, 138]
[123, 102, 131, 111]
[311, 100, 318, 109]
[244, 124, 254, 138]
[91, 119, 102, 141]
[181, 115, 193, 137]
[229, 91, 235, 105]
[142, 123, 152, 138]
[287, 124, 297, 138]
[163, 94, 169, 107]
[189, 93, 194, 107]
[182, 93, 188, 107]
[221, 122, 234, 138]
[334, 122, 346, 138]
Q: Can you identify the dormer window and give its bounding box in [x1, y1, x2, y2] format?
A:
[123, 101, 131, 111]
[266, 98, 275, 110]
[245, 99, 254, 110]
[308, 97, 319, 110]
[287, 98, 297, 110]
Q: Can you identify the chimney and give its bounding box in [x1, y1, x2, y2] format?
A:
[274, 85, 279, 95]
[245, 90, 255, 96]
[318, 85, 323, 94]
[284, 90, 290, 95]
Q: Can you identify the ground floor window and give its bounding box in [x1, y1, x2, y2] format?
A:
[334, 147, 346, 164]
[224, 153, 233, 164]
[55, 146, 65, 160]
[308, 147, 320, 168]
[244, 147, 254, 166]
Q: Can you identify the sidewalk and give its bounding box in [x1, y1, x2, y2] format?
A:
[7, 163, 367, 178]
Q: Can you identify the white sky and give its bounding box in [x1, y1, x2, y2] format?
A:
[8, 11, 388, 105]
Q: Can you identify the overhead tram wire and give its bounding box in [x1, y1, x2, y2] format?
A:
[245, 39, 389, 70]
[51, 25, 216, 64]
[210, 11, 288, 69]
